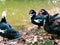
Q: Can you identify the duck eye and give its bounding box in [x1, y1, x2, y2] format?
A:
[30, 14, 33, 15]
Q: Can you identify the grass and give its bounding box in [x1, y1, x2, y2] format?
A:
[14, 25, 25, 31]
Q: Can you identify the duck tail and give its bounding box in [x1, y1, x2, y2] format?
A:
[2, 11, 6, 18]
[1, 11, 7, 22]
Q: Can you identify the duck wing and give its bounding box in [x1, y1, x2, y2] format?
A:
[0, 23, 11, 30]
[51, 17, 60, 22]
[50, 13, 59, 19]
[46, 19, 60, 35]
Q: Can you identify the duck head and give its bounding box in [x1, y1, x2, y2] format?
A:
[29, 10, 36, 17]
[38, 9, 49, 15]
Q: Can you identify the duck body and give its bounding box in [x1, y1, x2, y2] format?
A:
[30, 14, 43, 26]
[0, 29, 22, 40]
[43, 19, 59, 34]
[0, 22, 11, 30]
[0, 22, 22, 39]
[43, 15, 60, 35]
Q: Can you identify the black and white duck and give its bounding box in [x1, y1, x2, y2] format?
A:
[29, 10, 43, 29]
[38, 12, 60, 35]
[0, 11, 22, 40]
[36, 9, 60, 35]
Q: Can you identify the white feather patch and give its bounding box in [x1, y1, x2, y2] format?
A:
[43, 19, 46, 26]
[34, 19, 40, 23]
[0, 29, 5, 33]
[2, 11, 6, 18]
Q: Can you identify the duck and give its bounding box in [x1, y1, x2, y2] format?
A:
[37, 12, 60, 35]
[29, 10, 43, 29]
[36, 9, 60, 35]
[0, 11, 22, 40]
[0, 20, 22, 40]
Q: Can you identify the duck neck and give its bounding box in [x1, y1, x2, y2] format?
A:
[43, 16, 51, 27]
[30, 14, 36, 22]
[43, 19, 52, 33]
[43, 15, 49, 25]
